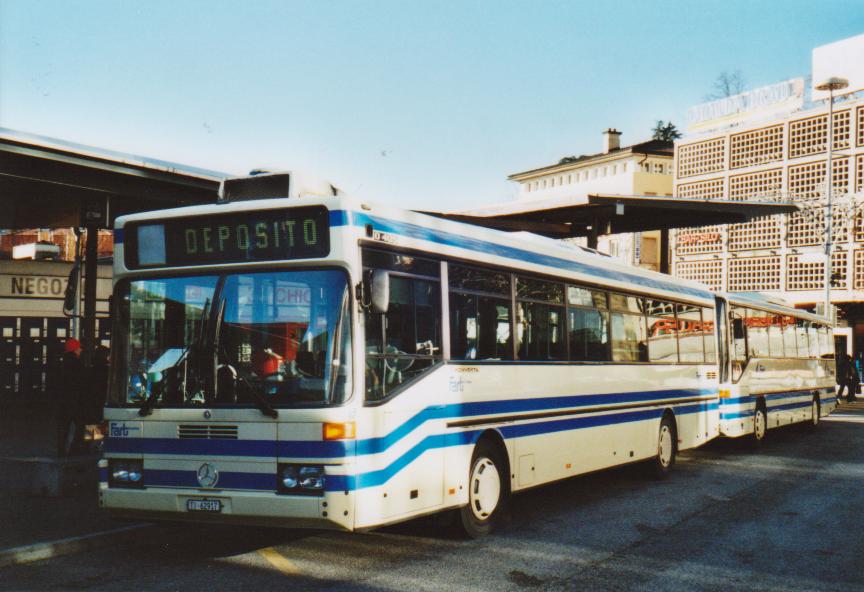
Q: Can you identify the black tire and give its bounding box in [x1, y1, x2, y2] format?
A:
[750, 401, 768, 447]
[458, 440, 509, 539]
[652, 414, 677, 479]
[807, 395, 821, 430]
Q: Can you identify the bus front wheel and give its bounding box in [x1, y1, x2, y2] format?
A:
[458, 441, 508, 538]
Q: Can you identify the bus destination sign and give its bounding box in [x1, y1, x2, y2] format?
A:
[126, 206, 330, 268]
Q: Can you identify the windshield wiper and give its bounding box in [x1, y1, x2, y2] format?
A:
[326, 288, 350, 404]
[214, 334, 279, 419]
[139, 298, 211, 417]
[235, 371, 279, 419]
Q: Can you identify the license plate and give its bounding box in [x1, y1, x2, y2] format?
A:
[186, 498, 222, 513]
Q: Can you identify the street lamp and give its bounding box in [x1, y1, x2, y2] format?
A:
[814, 76, 849, 322]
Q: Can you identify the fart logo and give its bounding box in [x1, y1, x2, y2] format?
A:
[109, 422, 141, 438]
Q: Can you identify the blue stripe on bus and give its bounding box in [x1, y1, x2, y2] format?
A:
[327, 431, 481, 492]
[109, 398, 717, 492]
[325, 400, 716, 492]
[105, 388, 716, 458]
[719, 388, 834, 420]
[106, 437, 280, 457]
[350, 388, 715, 457]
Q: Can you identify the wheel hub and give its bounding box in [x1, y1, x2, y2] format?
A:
[658, 425, 673, 467]
[755, 410, 766, 439]
[469, 457, 501, 520]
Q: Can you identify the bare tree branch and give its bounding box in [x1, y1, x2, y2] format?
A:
[705, 70, 745, 100]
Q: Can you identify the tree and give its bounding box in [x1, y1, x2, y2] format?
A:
[651, 120, 682, 142]
[705, 70, 745, 100]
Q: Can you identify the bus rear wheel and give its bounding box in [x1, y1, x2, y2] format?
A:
[750, 402, 767, 447]
[458, 441, 508, 538]
[652, 414, 677, 479]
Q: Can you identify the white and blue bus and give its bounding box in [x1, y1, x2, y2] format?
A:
[714, 292, 836, 443]
[98, 172, 824, 536]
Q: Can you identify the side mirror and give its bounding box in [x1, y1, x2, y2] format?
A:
[732, 317, 745, 340]
[63, 264, 79, 314]
[369, 269, 390, 314]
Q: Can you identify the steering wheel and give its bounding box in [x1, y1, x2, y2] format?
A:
[384, 345, 415, 373]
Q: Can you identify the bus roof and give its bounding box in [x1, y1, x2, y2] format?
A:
[115, 194, 718, 305]
[721, 291, 830, 324]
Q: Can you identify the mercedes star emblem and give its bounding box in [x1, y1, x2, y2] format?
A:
[197, 462, 219, 488]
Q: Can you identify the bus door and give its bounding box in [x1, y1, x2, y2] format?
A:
[730, 307, 749, 396]
[362, 253, 445, 517]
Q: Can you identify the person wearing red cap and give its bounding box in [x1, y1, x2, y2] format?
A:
[56, 337, 85, 456]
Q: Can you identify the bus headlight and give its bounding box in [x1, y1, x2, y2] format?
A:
[108, 459, 144, 488]
[280, 465, 299, 489]
[299, 466, 325, 490]
[277, 464, 325, 495]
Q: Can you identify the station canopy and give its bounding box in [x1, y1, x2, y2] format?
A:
[0, 128, 225, 229]
[423, 194, 799, 239]
[1, 127, 798, 238]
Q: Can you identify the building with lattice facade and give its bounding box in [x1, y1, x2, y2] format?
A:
[672, 91, 864, 351]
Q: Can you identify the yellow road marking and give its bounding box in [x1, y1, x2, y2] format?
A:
[258, 547, 301, 575]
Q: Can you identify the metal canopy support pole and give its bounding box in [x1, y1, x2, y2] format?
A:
[71, 228, 83, 339]
[660, 228, 670, 274]
[82, 224, 98, 365]
[587, 220, 599, 250]
[81, 199, 104, 365]
[815, 76, 848, 322]
[824, 89, 835, 322]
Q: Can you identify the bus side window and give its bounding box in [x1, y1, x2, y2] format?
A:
[702, 307, 717, 364]
[448, 265, 513, 361]
[364, 270, 442, 402]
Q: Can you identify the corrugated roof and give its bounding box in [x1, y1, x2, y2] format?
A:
[0, 127, 230, 181]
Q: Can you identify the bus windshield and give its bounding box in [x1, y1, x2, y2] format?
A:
[110, 269, 352, 409]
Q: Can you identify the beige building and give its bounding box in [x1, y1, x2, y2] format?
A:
[507, 129, 674, 270]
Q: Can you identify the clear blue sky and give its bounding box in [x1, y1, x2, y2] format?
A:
[1, 0, 862, 212]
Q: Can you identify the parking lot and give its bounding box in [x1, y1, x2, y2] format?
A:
[2, 403, 863, 592]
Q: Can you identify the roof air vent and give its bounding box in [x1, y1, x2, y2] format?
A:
[218, 170, 342, 202]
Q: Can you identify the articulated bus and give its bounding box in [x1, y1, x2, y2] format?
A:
[99, 172, 833, 537]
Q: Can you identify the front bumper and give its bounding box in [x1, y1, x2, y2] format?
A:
[100, 486, 354, 530]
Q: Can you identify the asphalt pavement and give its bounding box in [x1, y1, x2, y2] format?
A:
[0, 401, 148, 566]
[1, 400, 863, 591]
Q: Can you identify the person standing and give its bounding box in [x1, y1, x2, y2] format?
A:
[56, 338, 85, 456]
[837, 352, 858, 404]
